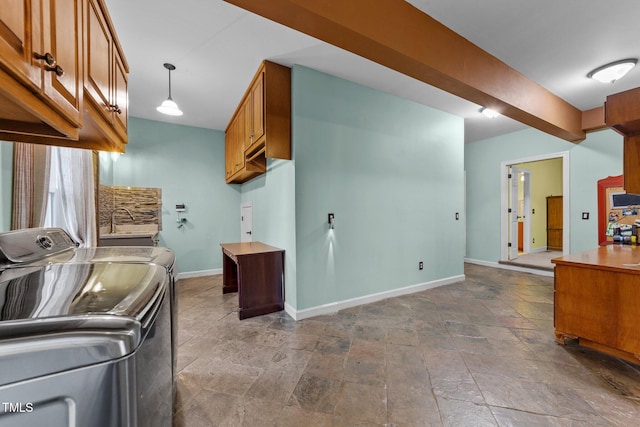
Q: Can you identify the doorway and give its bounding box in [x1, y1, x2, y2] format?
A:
[508, 167, 531, 260]
[500, 152, 569, 269]
[241, 202, 253, 242]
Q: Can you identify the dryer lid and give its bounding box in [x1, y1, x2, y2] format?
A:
[0, 262, 166, 324]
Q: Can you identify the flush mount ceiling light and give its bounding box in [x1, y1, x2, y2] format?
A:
[587, 58, 637, 83]
[480, 107, 500, 119]
[156, 63, 183, 116]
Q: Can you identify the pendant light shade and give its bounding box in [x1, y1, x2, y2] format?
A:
[157, 63, 183, 116]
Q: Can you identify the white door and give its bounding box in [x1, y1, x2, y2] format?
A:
[521, 170, 531, 254]
[241, 202, 253, 242]
[509, 167, 520, 260]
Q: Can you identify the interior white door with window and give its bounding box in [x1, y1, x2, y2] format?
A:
[241, 202, 253, 242]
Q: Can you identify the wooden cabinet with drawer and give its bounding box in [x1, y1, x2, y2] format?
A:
[225, 60, 290, 184]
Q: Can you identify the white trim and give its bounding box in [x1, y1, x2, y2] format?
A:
[500, 151, 570, 262]
[284, 274, 465, 321]
[528, 246, 548, 254]
[464, 258, 554, 278]
[176, 268, 222, 280]
[521, 168, 532, 254]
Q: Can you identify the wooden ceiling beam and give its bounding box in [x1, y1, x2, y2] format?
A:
[582, 106, 606, 133]
[225, 0, 586, 142]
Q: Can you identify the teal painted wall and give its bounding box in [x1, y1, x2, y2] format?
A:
[0, 142, 12, 232]
[111, 117, 240, 273]
[240, 159, 297, 307]
[465, 127, 623, 262]
[291, 65, 465, 311]
[98, 151, 115, 186]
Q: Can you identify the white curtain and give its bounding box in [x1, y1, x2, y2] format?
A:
[12, 143, 50, 229]
[50, 146, 97, 247]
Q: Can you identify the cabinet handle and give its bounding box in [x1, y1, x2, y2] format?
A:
[45, 64, 64, 77]
[110, 104, 122, 114]
[34, 52, 56, 66]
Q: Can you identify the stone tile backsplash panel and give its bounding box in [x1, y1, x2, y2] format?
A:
[99, 185, 162, 230]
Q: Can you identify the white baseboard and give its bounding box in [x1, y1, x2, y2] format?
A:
[464, 258, 554, 278]
[285, 274, 465, 321]
[176, 268, 222, 280]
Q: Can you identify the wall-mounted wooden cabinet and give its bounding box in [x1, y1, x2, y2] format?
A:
[81, 0, 128, 151]
[225, 60, 290, 184]
[0, 0, 82, 142]
[606, 87, 640, 194]
[0, 0, 128, 152]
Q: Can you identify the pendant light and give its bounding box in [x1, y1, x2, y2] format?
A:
[157, 63, 183, 116]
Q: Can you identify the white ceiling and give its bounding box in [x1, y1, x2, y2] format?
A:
[105, 0, 640, 143]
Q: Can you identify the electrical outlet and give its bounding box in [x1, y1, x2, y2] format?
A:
[419, 261, 424, 270]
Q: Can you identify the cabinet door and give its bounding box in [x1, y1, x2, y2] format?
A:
[225, 128, 233, 179]
[85, 0, 112, 122]
[0, 0, 41, 89]
[547, 196, 563, 250]
[112, 47, 128, 138]
[227, 116, 241, 176]
[251, 72, 264, 142]
[41, 0, 82, 126]
[241, 96, 253, 152]
[235, 104, 246, 173]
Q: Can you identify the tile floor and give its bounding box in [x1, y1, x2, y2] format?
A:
[173, 263, 640, 426]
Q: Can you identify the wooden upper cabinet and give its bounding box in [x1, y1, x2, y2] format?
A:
[0, 0, 128, 151]
[249, 73, 264, 149]
[0, 0, 81, 143]
[85, 0, 111, 122]
[42, 0, 82, 127]
[112, 44, 128, 139]
[0, 0, 41, 89]
[225, 60, 290, 184]
[82, 0, 129, 151]
[605, 88, 640, 194]
[605, 87, 640, 137]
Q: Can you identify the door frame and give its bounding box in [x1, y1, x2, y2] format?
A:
[500, 151, 570, 262]
[509, 166, 521, 260]
[507, 166, 532, 259]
